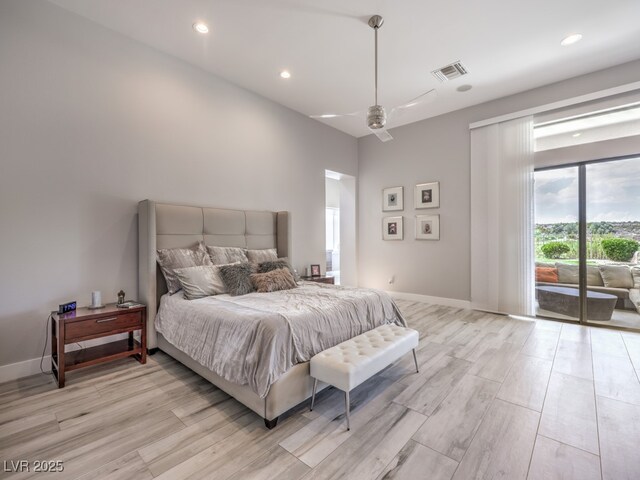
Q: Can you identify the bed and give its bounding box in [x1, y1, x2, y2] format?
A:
[138, 200, 404, 428]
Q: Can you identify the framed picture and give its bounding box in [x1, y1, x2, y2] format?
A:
[415, 181, 440, 209]
[415, 214, 440, 240]
[383, 216, 403, 240]
[382, 186, 403, 211]
[310, 264, 321, 277]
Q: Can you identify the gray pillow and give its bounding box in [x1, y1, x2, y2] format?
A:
[556, 263, 579, 285]
[258, 258, 295, 276]
[555, 262, 605, 286]
[599, 265, 634, 289]
[174, 265, 227, 300]
[206, 246, 248, 265]
[157, 242, 212, 294]
[219, 262, 256, 296]
[246, 248, 278, 263]
[587, 266, 604, 286]
[632, 266, 640, 289]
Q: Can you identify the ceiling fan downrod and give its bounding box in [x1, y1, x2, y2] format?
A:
[367, 15, 386, 130]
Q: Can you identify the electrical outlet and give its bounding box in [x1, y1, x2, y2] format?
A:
[388, 276, 395, 284]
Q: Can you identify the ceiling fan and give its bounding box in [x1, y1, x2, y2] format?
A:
[311, 15, 436, 142]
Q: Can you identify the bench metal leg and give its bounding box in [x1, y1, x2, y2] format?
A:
[413, 349, 419, 373]
[310, 378, 318, 411]
[345, 390, 350, 431]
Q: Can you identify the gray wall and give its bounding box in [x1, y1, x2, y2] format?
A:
[358, 59, 640, 301]
[0, 0, 357, 367]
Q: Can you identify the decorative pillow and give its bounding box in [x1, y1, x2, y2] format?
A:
[599, 265, 634, 289]
[555, 263, 605, 286]
[632, 266, 640, 289]
[258, 257, 296, 276]
[157, 242, 212, 294]
[536, 262, 556, 268]
[206, 246, 248, 265]
[586, 266, 605, 286]
[174, 265, 227, 300]
[556, 263, 579, 285]
[250, 268, 297, 293]
[219, 262, 256, 296]
[247, 248, 278, 263]
[535, 267, 558, 283]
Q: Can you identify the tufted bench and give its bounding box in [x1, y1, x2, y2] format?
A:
[309, 324, 419, 430]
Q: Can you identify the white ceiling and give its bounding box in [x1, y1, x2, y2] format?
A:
[48, 0, 640, 138]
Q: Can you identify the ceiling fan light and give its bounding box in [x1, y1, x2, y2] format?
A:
[367, 105, 386, 129]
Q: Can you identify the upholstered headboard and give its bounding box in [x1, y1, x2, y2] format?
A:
[138, 200, 290, 349]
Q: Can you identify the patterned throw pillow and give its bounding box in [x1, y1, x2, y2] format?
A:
[174, 265, 227, 300]
[250, 268, 297, 293]
[157, 242, 212, 294]
[246, 248, 278, 263]
[219, 262, 256, 296]
[206, 246, 248, 265]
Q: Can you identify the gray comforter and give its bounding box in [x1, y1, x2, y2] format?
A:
[155, 281, 406, 398]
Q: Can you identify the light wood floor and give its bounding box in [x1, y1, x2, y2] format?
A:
[2, 300, 640, 479]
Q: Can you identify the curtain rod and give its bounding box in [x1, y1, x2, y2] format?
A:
[469, 80, 640, 130]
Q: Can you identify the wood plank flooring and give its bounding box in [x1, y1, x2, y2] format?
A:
[2, 301, 640, 479]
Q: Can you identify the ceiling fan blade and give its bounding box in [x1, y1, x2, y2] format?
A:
[392, 88, 437, 112]
[371, 128, 393, 142]
[309, 111, 362, 120]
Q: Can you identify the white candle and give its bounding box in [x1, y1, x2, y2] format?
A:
[91, 291, 102, 307]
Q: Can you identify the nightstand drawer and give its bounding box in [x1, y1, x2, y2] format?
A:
[301, 276, 335, 285]
[66, 311, 142, 341]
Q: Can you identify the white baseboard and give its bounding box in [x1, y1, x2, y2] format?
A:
[0, 356, 52, 384]
[387, 291, 472, 310]
[0, 333, 130, 384]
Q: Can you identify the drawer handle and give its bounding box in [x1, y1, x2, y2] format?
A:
[96, 317, 118, 323]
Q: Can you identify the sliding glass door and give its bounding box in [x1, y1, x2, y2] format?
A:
[534, 156, 640, 330]
[584, 158, 640, 328]
[534, 166, 580, 322]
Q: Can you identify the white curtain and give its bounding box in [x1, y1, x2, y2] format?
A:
[470, 116, 535, 316]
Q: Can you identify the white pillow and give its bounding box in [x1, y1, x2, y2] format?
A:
[174, 265, 227, 300]
[246, 248, 278, 263]
[156, 241, 212, 294]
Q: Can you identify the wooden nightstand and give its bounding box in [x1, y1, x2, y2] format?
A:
[52, 303, 146, 388]
[301, 275, 336, 285]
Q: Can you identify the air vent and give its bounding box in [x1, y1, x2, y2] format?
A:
[432, 61, 468, 82]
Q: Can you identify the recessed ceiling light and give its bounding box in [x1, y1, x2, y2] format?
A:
[561, 33, 582, 46]
[193, 23, 209, 34]
[319, 114, 338, 118]
[572, 132, 582, 137]
[280, 70, 291, 79]
[457, 84, 472, 92]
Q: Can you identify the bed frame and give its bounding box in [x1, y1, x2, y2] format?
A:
[138, 200, 326, 428]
